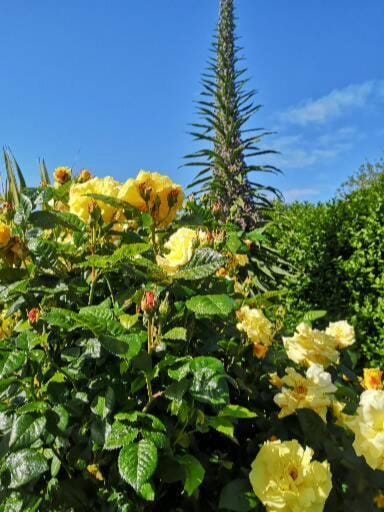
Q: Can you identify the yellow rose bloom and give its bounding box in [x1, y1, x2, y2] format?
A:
[0, 310, 17, 340]
[350, 390, 384, 470]
[236, 306, 273, 347]
[283, 323, 339, 368]
[0, 223, 11, 248]
[249, 439, 332, 512]
[119, 171, 184, 228]
[374, 493, 384, 509]
[69, 176, 120, 223]
[362, 368, 383, 390]
[156, 227, 197, 275]
[325, 320, 355, 348]
[274, 365, 336, 422]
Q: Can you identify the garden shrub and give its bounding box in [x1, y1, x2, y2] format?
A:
[0, 167, 384, 511]
[269, 160, 384, 365]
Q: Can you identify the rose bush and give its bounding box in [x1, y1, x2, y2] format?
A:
[0, 167, 383, 511]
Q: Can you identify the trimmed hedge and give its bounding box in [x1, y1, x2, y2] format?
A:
[269, 161, 384, 364]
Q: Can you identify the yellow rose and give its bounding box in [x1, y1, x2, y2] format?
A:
[54, 166, 72, 184]
[331, 400, 354, 429]
[0, 223, 11, 248]
[236, 306, 273, 349]
[249, 439, 332, 512]
[375, 493, 384, 509]
[156, 227, 197, 274]
[283, 323, 339, 368]
[233, 254, 249, 267]
[274, 365, 336, 422]
[350, 390, 384, 470]
[0, 310, 17, 340]
[69, 176, 120, 223]
[119, 171, 184, 228]
[362, 368, 383, 390]
[325, 320, 355, 348]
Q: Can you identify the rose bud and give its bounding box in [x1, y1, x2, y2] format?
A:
[78, 169, 93, 183]
[141, 291, 157, 315]
[54, 166, 72, 185]
[28, 308, 41, 324]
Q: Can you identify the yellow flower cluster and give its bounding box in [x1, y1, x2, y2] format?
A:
[249, 439, 332, 512]
[0, 222, 11, 248]
[349, 390, 384, 470]
[283, 320, 355, 368]
[156, 227, 197, 275]
[273, 365, 337, 421]
[236, 306, 273, 359]
[68, 171, 184, 228]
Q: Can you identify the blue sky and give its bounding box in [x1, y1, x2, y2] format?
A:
[0, 0, 383, 202]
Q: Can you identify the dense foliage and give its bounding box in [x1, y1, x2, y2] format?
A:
[268, 160, 384, 365]
[0, 166, 384, 511]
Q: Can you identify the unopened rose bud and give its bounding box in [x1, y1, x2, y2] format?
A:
[167, 188, 180, 208]
[138, 183, 153, 202]
[28, 308, 40, 324]
[159, 294, 170, 318]
[54, 166, 72, 185]
[78, 169, 92, 183]
[141, 291, 157, 314]
[88, 200, 101, 221]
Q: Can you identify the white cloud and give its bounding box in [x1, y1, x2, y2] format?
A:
[283, 188, 321, 202]
[279, 81, 383, 126]
[270, 126, 356, 169]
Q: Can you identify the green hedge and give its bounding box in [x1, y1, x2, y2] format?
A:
[269, 161, 384, 365]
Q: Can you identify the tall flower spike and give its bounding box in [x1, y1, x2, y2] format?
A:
[185, 0, 281, 229]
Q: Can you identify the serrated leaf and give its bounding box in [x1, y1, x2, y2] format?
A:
[0, 351, 26, 379]
[104, 422, 139, 450]
[186, 294, 235, 317]
[173, 249, 225, 280]
[6, 449, 48, 489]
[9, 415, 46, 451]
[176, 454, 205, 496]
[29, 210, 86, 232]
[190, 357, 229, 406]
[162, 327, 187, 341]
[118, 439, 158, 492]
[302, 310, 327, 323]
[219, 405, 257, 419]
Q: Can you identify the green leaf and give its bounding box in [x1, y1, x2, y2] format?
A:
[118, 439, 158, 492]
[173, 249, 225, 280]
[9, 415, 46, 451]
[176, 454, 205, 496]
[91, 387, 115, 419]
[186, 294, 235, 317]
[301, 310, 327, 323]
[0, 351, 26, 379]
[6, 449, 48, 489]
[29, 210, 86, 232]
[219, 405, 257, 419]
[190, 357, 229, 406]
[104, 422, 139, 450]
[207, 416, 235, 439]
[14, 194, 32, 226]
[162, 327, 187, 341]
[218, 479, 258, 511]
